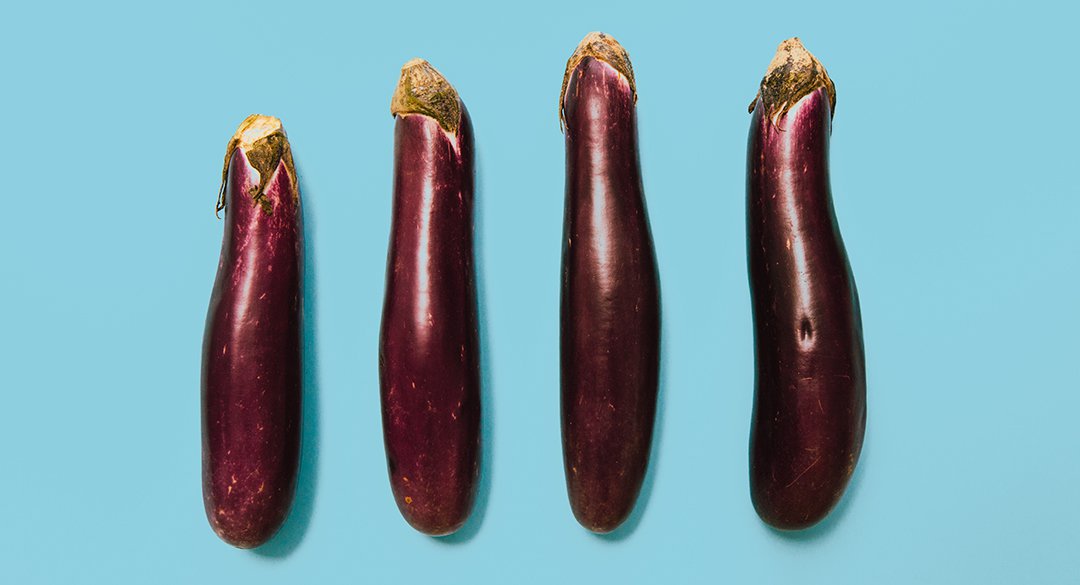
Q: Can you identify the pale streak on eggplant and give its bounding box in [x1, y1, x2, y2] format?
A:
[781, 127, 816, 348]
[413, 121, 438, 346]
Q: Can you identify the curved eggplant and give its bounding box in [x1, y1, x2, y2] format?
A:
[559, 32, 661, 534]
[379, 59, 480, 536]
[202, 115, 303, 548]
[747, 39, 866, 530]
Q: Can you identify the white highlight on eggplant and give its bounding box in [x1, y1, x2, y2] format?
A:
[588, 151, 613, 294]
[780, 109, 815, 349]
[231, 153, 265, 323]
[585, 70, 615, 295]
[590, 172, 612, 293]
[588, 99, 603, 122]
[413, 120, 436, 343]
[236, 250, 260, 327]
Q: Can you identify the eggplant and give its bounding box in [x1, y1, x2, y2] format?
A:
[559, 32, 661, 533]
[747, 38, 866, 530]
[379, 59, 480, 536]
[202, 115, 302, 548]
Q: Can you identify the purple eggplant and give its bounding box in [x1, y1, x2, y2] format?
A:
[379, 59, 480, 536]
[747, 38, 866, 530]
[202, 115, 302, 548]
[559, 32, 661, 534]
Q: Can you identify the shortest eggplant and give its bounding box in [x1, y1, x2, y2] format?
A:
[379, 59, 481, 536]
[747, 38, 866, 530]
[202, 114, 303, 548]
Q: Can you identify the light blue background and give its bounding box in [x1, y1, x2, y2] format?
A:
[1, 1, 1077, 582]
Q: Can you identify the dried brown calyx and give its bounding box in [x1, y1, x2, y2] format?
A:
[391, 58, 462, 134]
[750, 38, 836, 124]
[559, 31, 637, 131]
[217, 114, 298, 216]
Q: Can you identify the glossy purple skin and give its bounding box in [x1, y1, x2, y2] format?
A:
[379, 105, 480, 536]
[747, 88, 866, 530]
[202, 150, 302, 548]
[561, 57, 661, 533]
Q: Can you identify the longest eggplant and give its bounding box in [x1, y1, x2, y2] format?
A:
[747, 38, 866, 530]
[560, 32, 661, 533]
[379, 59, 480, 536]
[202, 115, 302, 548]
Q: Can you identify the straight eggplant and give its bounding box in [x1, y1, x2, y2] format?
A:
[560, 32, 661, 534]
[746, 39, 866, 530]
[202, 115, 303, 548]
[379, 59, 481, 536]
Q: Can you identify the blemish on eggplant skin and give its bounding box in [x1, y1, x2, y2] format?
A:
[800, 317, 814, 341]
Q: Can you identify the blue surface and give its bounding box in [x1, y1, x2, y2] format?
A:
[1, 1, 1077, 583]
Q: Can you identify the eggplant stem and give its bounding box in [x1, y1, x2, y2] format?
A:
[390, 59, 462, 134]
[750, 38, 836, 125]
[217, 114, 297, 217]
[559, 32, 637, 132]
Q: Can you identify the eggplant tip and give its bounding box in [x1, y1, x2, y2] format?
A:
[559, 31, 636, 131]
[573, 508, 630, 534]
[750, 37, 836, 122]
[209, 519, 277, 549]
[391, 58, 462, 134]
